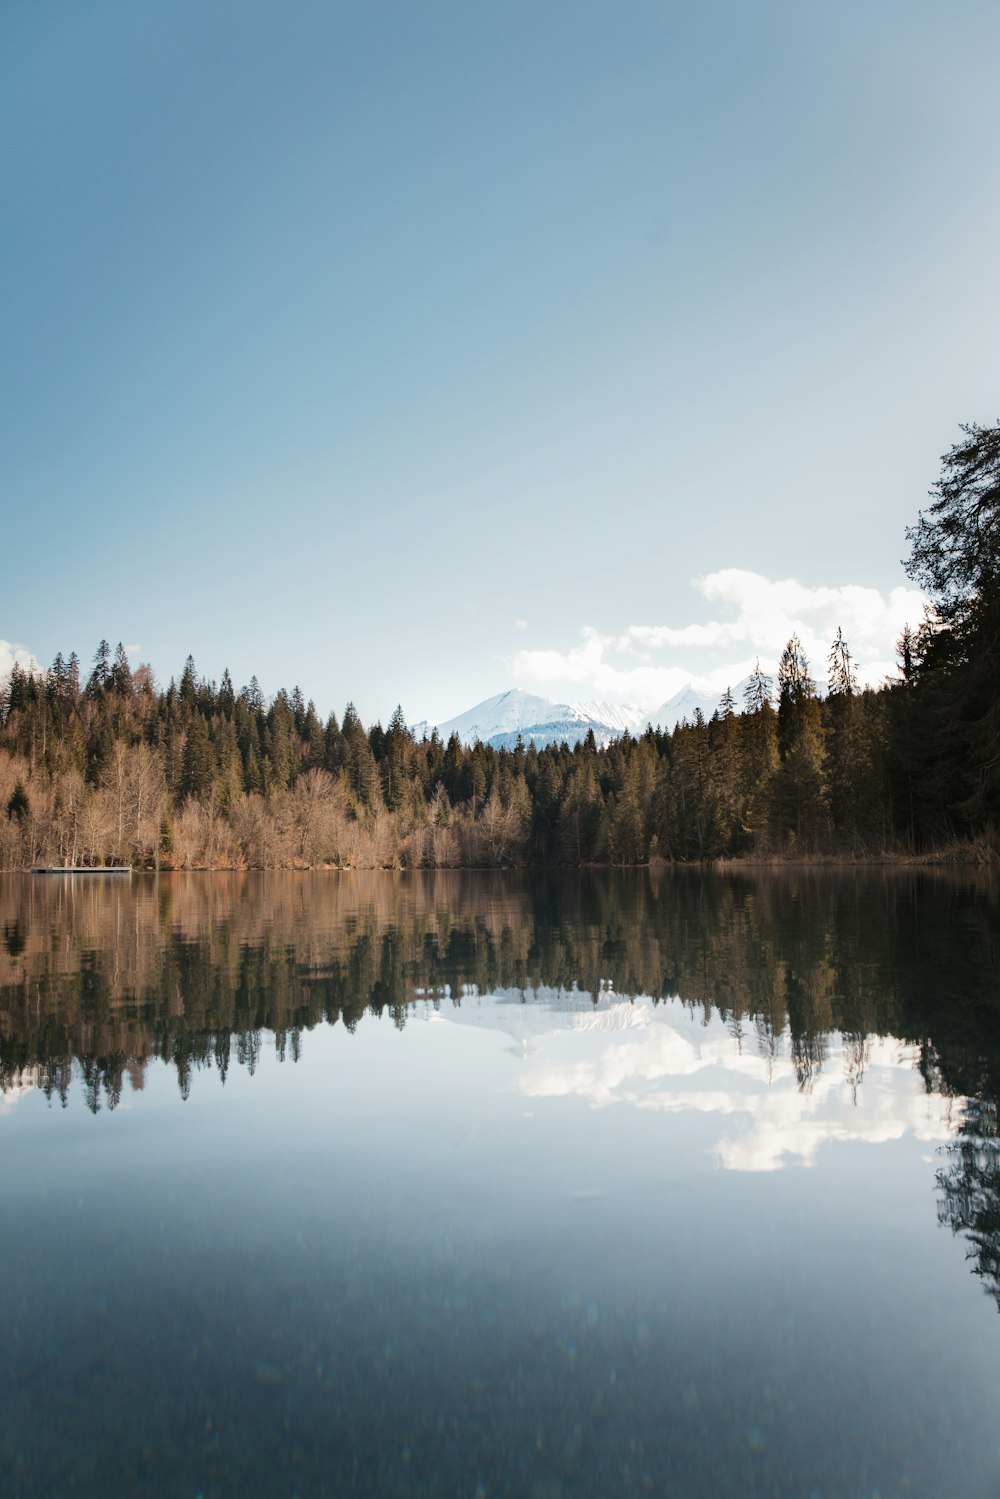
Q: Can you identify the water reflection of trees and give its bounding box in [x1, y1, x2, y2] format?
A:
[2, 867, 997, 1111]
[937, 1095, 1000, 1310]
[4, 867, 1000, 1300]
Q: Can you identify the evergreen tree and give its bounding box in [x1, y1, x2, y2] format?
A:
[324, 712, 344, 773]
[181, 716, 215, 802]
[342, 702, 379, 805]
[530, 751, 563, 860]
[825, 629, 868, 848]
[777, 635, 815, 756]
[709, 689, 743, 851]
[47, 652, 67, 700]
[774, 636, 827, 847]
[885, 629, 920, 850]
[303, 702, 326, 771]
[382, 706, 410, 811]
[290, 685, 306, 734]
[744, 658, 773, 714]
[179, 655, 198, 710]
[266, 691, 295, 792]
[905, 420, 1000, 828]
[368, 721, 386, 763]
[87, 640, 111, 696]
[213, 716, 243, 811]
[558, 762, 604, 863]
[110, 642, 133, 696]
[441, 732, 467, 804]
[219, 669, 236, 716]
[86, 714, 115, 785]
[739, 691, 778, 850]
[6, 780, 29, 820]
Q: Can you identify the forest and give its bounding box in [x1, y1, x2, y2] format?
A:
[1, 423, 998, 869]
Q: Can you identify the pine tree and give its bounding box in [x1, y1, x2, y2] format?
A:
[324, 712, 343, 773]
[181, 716, 215, 802]
[303, 703, 326, 771]
[441, 732, 467, 804]
[87, 640, 111, 696]
[110, 642, 133, 696]
[342, 702, 379, 806]
[47, 653, 67, 701]
[773, 636, 827, 848]
[266, 692, 295, 792]
[6, 780, 29, 820]
[290, 686, 306, 734]
[825, 628, 868, 848]
[709, 688, 743, 852]
[744, 658, 773, 714]
[179, 655, 198, 710]
[219, 669, 236, 716]
[558, 762, 603, 863]
[382, 706, 410, 811]
[904, 420, 1000, 827]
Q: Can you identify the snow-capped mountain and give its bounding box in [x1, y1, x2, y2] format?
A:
[413, 679, 755, 749]
[411, 690, 644, 749]
[644, 678, 753, 732]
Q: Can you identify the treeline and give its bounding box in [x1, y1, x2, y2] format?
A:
[0, 628, 988, 869]
[1, 422, 997, 868]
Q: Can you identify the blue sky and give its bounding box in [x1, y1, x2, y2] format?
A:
[3, 0, 998, 723]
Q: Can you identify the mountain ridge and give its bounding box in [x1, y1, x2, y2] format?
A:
[412, 680, 753, 749]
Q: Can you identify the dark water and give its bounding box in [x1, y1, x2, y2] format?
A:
[2, 869, 999, 1498]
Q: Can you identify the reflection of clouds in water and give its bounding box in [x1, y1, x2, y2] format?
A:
[508, 1000, 957, 1172]
[0, 1077, 36, 1115]
[522, 1027, 707, 1104]
[712, 1047, 956, 1171]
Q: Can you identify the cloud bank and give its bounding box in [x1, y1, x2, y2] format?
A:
[511, 571, 926, 706]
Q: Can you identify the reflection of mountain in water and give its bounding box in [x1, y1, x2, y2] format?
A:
[437, 989, 653, 1055]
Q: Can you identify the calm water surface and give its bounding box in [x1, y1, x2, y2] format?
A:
[1, 868, 999, 1498]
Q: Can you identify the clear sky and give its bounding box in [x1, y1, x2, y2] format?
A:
[3, 0, 998, 724]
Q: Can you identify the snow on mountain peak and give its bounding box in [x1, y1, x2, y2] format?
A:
[412, 679, 754, 748]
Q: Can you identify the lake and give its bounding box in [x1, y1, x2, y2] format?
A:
[1, 868, 999, 1498]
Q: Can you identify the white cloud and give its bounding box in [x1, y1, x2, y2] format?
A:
[626, 620, 746, 650]
[513, 630, 694, 705]
[512, 619, 528, 631]
[684, 570, 924, 679]
[0, 639, 41, 685]
[510, 572, 926, 706]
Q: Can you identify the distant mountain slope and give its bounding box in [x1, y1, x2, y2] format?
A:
[411, 689, 643, 749]
[644, 677, 754, 731]
[414, 680, 754, 749]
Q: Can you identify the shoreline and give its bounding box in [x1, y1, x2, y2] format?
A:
[9, 844, 997, 875]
